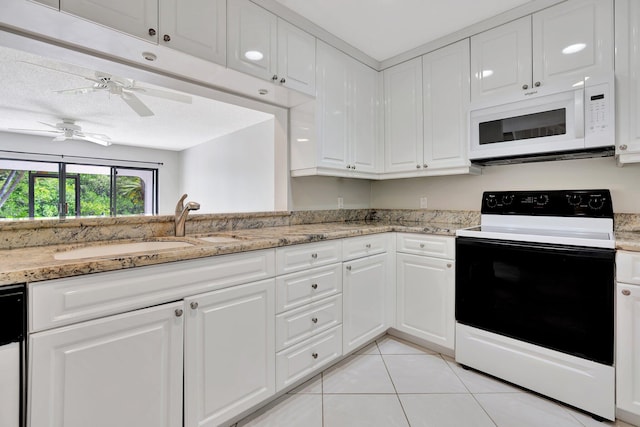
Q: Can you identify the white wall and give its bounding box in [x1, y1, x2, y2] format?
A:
[0, 131, 181, 214]
[371, 156, 640, 213]
[179, 120, 276, 213]
[290, 176, 372, 210]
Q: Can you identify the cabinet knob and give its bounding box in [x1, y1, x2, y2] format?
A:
[346, 165, 351, 169]
[420, 243, 425, 248]
[447, 263, 452, 268]
[190, 301, 199, 310]
[346, 265, 352, 271]
[365, 243, 371, 249]
[311, 317, 318, 324]
[311, 253, 318, 259]
[534, 81, 541, 87]
[522, 84, 529, 90]
[148, 28, 156, 36]
[620, 144, 628, 151]
[416, 164, 421, 169]
[175, 308, 184, 317]
[311, 283, 318, 290]
[622, 289, 631, 296]
[423, 164, 428, 168]
[272, 75, 278, 81]
[352, 165, 356, 170]
[312, 352, 319, 359]
[280, 78, 286, 84]
[163, 34, 171, 42]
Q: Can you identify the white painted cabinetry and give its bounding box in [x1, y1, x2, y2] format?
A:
[29, 0, 59, 9]
[184, 279, 275, 427]
[59, 0, 227, 63]
[290, 41, 380, 178]
[227, 0, 315, 95]
[615, 251, 640, 426]
[395, 233, 455, 351]
[471, 0, 613, 103]
[29, 301, 184, 427]
[342, 234, 394, 353]
[615, 0, 640, 163]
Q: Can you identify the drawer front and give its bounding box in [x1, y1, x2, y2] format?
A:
[342, 234, 389, 261]
[617, 251, 640, 284]
[276, 326, 342, 391]
[276, 264, 342, 313]
[396, 233, 454, 259]
[276, 295, 342, 351]
[30, 249, 276, 332]
[276, 240, 342, 275]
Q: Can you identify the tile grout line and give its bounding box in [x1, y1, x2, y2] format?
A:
[377, 338, 413, 427]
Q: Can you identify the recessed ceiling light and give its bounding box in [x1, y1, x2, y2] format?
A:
[562, 43, 586, 55]
[245, 50, 264, 61]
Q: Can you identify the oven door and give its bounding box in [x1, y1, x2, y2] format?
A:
[455, 237, 614, 365]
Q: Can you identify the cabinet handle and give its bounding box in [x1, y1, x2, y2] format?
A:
[522, 84, 529, 90]
[365, 244, 371, 249]
[622, 289, 631, 296]
[534, 81, 541, 87]
[312, 352, 319, 359]
[190, 301, 199, 310]
[311, 283, 318, 289]
[280, 78, 286, 84]
[311, 253, 318, 259]
[311, 317, 318, 324]
[272, 75, 278, 81]
[620, 144, 628, 151]
[148, 28, 156, 36]
[346, 265, 352, 271]
[163, 34, 171, 42]
[175, 308, 184, 317]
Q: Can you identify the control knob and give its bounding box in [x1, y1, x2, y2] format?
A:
[568, 194, 582, 206]
[588, 196, 605, 210]
[485, 196, 498, 208]
[501, 194, 514, 205]
[535, 195, 549, 206]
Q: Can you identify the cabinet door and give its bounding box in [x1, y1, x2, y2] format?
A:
[350, 59, 379, 173]
[29, 302, 184, 427]
[316, 40, 350, 170]
[423, 39, 470, 170]
[159, 0, 226, 64]
[30, 0, 59, 9]
[227, 0, 277, 81]
[616, 282, 640, 417]
[384, 57, 424, 172]
[470, 16, 532, 102]
[60, 0, 158, 42]
[184, 279, 275, 427]
[532, 0, 613, 88]
[343, 253, 389, 353]
[396, 253, 455, 350]
[277, 19, 316, 96]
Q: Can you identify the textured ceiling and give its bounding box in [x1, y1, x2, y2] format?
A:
[273, 0, 534, 61]
[0, 45, 273, 151]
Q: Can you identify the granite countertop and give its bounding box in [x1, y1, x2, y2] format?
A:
[0, 220, 461, 286]
[614, 231, 640, 252]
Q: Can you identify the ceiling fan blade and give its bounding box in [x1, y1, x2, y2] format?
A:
[121, 92, 154, 117]
[17, 60, 89, 79]
[128, 86, 193, 104]
[76, 134, 112, 146]
[52, 135, 67, 142]
[8, 127, 59, 134]
[54, 86, 97, 95]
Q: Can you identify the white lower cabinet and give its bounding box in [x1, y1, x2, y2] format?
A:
[184, 279, 275, 427]
[396, 234, 455, 351]
[29, 301, 185, 427]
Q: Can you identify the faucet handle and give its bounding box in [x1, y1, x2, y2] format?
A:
[175, 194, 188, 216]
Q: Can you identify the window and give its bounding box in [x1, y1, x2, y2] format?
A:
[0, 159, 157, 219]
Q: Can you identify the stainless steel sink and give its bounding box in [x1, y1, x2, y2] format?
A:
[54, 240, 195, 260]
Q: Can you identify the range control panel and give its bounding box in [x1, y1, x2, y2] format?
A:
[481, 190, 613, 218]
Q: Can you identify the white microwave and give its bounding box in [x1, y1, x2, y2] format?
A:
[469, 75, 614, 164]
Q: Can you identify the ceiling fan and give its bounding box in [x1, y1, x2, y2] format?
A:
[10, 119, 112, 146]
[19, 61, 193, 117]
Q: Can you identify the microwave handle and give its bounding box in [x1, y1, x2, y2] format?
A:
[574, 89, 585, 139]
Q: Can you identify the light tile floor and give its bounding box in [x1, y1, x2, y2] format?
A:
[235, 335, 636, 427]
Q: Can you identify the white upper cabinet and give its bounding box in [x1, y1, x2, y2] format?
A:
[423, 39, 472, 171]
[471, 0, 613, 103]
[384, 57, 424, 173]
[290, 41, 380, 178]
[30, 0, 59, 9]
[60, 0, 227, 64]
[228, 0, 316, 96]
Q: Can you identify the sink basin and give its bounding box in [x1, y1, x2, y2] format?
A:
[54, 240, 194, 260]
[197, 236, 242, 243]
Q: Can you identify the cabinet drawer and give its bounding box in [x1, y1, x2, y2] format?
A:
[276, 264, 342, 313]
[276, 240, 342, 275]
[276, 325, 342, 391]
[276, 295, 342, 351]
[617, 251, 640, 284]
[30, 249, 275, 332]
[342, 234, 389, 261]
[396, 233, 454, 259]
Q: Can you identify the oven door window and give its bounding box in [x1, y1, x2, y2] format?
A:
[455, 237, 614, 365]
[479, 108, 567, 145]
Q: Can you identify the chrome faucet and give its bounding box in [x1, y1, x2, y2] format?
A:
[175, 194, 200, 237]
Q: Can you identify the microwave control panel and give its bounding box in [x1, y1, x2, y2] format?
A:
[584, 78, 614, 148]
